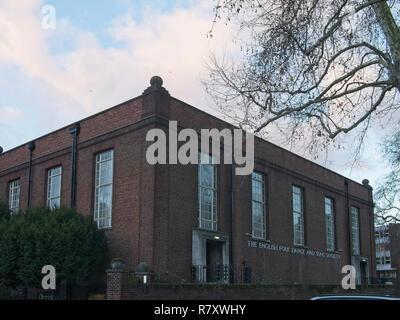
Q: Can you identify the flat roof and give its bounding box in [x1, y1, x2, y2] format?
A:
[0, 87, 369, 188]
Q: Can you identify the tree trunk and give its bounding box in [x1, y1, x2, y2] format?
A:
[372, 1, 400, 91]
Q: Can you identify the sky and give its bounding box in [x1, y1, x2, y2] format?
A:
[0, 0, 394, 190]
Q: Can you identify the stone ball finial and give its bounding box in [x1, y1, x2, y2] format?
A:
[143, 75, 169, 95]
[362, 179, 373, 190]
[150, 76, 163, 88]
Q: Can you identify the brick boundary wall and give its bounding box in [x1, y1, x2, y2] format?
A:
[106, 270, 128, 300]
[120, 284, 400, 300]
[106, 270, 400, 300]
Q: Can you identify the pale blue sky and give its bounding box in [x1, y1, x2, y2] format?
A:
[0, 0, 394, 190]
[43, 0, 195, 50]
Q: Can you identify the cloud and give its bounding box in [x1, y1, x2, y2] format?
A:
[0, 0, 237, 122]
[0, 0, 389, 188]
[0, 0, 85, 114]
[0, 106, 22, 122]
[0, 106, 26, 151]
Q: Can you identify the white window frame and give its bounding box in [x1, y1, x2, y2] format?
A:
[47, 166, 62, 210]
[94, 150, 114, 229]
[325, 197, 335, 251]
[385, 250, 391, 265]
[8, 179, 20, 214]
[292, 185, 305, 246]
[252, 172, 266, 239]
[351, 206, 360, 256]
[198, 153, 217, 231]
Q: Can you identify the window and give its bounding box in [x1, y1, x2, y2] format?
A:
[94, 150, 114, 228]
[47, 167, 62, 210]
[198, 153, 217, 231]
[385, 250, 391, 265]
[325, 197, 335, 251]
[8, 179, 20, 214]
[351, 206, 360, 256]
[252, 172, 266, 239]
[292, 186, 305, 246]
[384, 230, 389, 237]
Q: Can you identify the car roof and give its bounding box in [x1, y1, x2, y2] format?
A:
[310, 295, 400, 300]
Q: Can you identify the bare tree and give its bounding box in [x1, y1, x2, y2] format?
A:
[374, 130, 400, 226]
[204, 0, 400, 153]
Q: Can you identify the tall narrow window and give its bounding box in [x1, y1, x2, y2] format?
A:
[252, 172, 266, 239]
[94, 150, 114, 229]
[385, 250, 391, 265]
[47, 167, 62, 210]
[325, 197, 335, 251]
[198, 153, 217, 231]
[292, 186, 304, 246]
[8, 179, 20, 214]
[351, 206, 360, 256]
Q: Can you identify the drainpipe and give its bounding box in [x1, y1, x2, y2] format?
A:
[229, 127, 234, 284]
[27, 141, 35, 207]
[362, 179, 374, 283]
[69, 124, 80, 208]
[345, 179, 352, 266]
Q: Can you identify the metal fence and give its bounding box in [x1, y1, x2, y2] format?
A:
[368, 277, 396, 285]
[191, 265, 231, 283]
[0, 282, 106, 300]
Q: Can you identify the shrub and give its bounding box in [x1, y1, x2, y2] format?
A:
[0, 206, 107, 288]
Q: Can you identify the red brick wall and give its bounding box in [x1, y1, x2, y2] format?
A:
[157, 96, 376, 284]
[0, 95, 152, 273]
[106, 271, 127, 300]
[0, 98, 143, 173]
[0, 81, 376, 286]
[389, 224, 400, 285]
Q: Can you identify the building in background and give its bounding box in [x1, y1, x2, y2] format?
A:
[375, 224, 399, 284]
[0, 76, 376, 285]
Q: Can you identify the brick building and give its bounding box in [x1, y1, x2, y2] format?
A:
[0, 76, 376, 285]
[375, 224, 400, 284]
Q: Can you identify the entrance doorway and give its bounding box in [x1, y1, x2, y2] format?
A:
[192, 229, 230, 283]
[206, 240, 223, 266]
[360, 260, 368, 284]
[206, 240, 224, 282]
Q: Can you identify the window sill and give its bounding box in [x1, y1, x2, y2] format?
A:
[293, 244, 308, 249]
[252, 237, 270, 243]
[197, 227, 218, 233]
[327, 249, 340, 254]
[99, 227, 112, 231]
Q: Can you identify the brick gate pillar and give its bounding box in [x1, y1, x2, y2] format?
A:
[106, 269, 127, 300]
